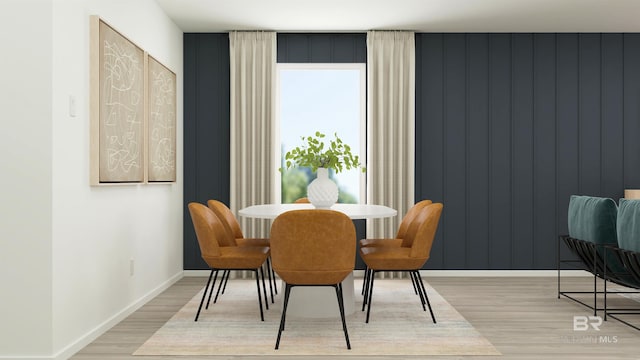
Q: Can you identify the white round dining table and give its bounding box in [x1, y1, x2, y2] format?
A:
[238, 203, 397, 220]
[238, 203, 397, 318]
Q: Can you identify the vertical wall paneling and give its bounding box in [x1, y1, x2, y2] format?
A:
[416, 33, 635, 269]
[277, 33, 366, 63]
[466, 34, 490, 269]
[554, 34, 580, 263]
[488, 34, 513, 269]
[183, 33, 230, 270]
[416, 34, 445, 268]
[511, 34, 534, 269]
[600, 34, 624, 198]
[578, 34, 602, 195]
[443, 34, 467, 268]
[623, 34, 640, 189]
[533, 34, 557, 268]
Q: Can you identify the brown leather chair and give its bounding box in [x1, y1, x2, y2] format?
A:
[207, 199, 276, 302]
[359, 199, 432, 294]
[294, 197, 310, 203]
[188, 202, 270, 321]
[270, 209, 356, 349]
[360, 203, 443, 323]
[359, 199, 433, 248]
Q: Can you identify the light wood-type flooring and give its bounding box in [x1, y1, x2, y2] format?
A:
[71, 275, 640, 360]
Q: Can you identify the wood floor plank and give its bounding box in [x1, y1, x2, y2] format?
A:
[71, 276, 640, 359]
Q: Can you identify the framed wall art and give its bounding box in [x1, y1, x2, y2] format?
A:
[90, 16, 145, 184]
[147, 55, 176, 182]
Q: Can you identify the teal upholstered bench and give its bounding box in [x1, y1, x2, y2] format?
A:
[604, 199, 640, 330]
[559, 195, 640, 325]
[559, 195, 623, 314]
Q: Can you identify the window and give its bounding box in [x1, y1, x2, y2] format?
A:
[276, 63, 366, 203]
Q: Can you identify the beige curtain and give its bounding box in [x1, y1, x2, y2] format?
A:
[366, 31, 416, 240]
[229, 31, 276, 239]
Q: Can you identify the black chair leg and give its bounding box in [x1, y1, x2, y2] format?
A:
[365, 271, 376, 323]
[266, 258, 275, 303]
[254, 269, 265, 321]
[220, 269, 230, 295]
[205, 270, 219, 309]
[361, 266, 369, 295]
[213, 270, 228, 304]
[260, 266, 269, 310]
[271, 259, 278, 295]
[195, 269, 214, 321]
[410, 271, 419, 295]
[335, 283, 351, 349]
[275, 283, 292, 349]
[411, 271, 427, 310]
[415, 271, 436, 323]
[362, 268, 372, 310]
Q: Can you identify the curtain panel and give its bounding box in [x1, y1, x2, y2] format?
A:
[366, 31, 416, 239]
[229, 31, 277, 238]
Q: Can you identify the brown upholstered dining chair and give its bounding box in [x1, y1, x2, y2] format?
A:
[359, 199, 432, 248]
[360, 203, 443, 323]
[188, 202, 270, 322]
[358, 199, 432, 294]
[270, 209, 356, 350]
[207, 199, 276, 302]
[294, 197, 310, 203]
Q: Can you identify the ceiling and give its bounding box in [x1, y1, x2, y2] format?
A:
[156, 0, 640, 33]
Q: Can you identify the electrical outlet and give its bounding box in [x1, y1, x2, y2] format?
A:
[130, 258, 135, 276]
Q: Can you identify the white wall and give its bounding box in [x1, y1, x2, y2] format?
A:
[0, 0, 54, 356]
[1, 0, 184, 358]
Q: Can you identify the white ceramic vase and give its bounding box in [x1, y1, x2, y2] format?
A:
[307, 167, 338, 208]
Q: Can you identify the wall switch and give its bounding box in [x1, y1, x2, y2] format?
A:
[69, 95, 77, 117]
[130, 258, 135, 276]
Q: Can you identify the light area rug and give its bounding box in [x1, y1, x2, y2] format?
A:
[134, 278, 500, 356]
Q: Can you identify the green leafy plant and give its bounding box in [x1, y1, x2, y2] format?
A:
[280, 131, 365, 173]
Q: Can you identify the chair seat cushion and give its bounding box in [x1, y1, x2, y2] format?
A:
[276, 269, 352, 285]
[236, 238, 270, 247]
[359, 247, 427, 270]
[204, 246, 269, 269]
[359, 238, 403, 248]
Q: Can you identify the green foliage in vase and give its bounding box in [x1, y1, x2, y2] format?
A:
[280, 131, 365, 173]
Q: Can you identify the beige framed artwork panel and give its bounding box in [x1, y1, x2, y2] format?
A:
[90, 16, 145, 185]
[147, 55, 177, 182]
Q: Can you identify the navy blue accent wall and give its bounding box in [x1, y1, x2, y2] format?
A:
[183, 33, 230, 269]
[184, 32, 640, 270]
[277, 33, 366, 63]
[416, 33, 640, 269]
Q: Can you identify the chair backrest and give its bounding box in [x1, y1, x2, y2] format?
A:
[270, 209, 356, 285]
[567, 195, 618, 246]
[617, 199, 640, 253]
[188, 202, 224, 259]
[207, 199, 242, 246]
[397, 199, 433, 245]
[294, 197, 310, 203]
[406, 203, 443, 259]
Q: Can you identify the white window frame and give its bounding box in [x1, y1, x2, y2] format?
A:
[275, 63, 367, 204]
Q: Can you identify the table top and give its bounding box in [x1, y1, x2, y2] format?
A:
[238, 203, 397, 220]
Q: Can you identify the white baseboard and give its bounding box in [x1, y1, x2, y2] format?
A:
[51, 271, 184, 360]
[184, 269, 591, 278]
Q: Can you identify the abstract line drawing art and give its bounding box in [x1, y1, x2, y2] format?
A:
[147, 56, 176, 182]
[91, 16, 145, 184]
